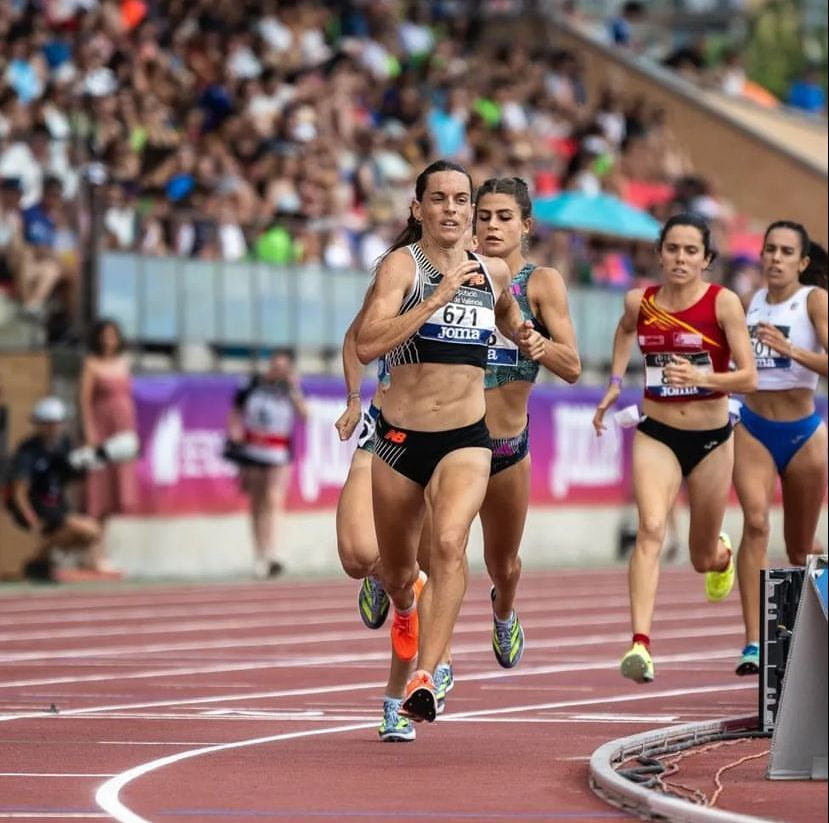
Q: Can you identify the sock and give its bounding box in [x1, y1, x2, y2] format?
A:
[396, 601, 415, 616]
[633, 633, 651, 649]
[494, 610, 515, 626]
[383, 695, 402, 705]
[717, 548, 733, 573]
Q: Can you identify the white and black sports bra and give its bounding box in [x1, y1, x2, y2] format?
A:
[385, 243, 497, 370]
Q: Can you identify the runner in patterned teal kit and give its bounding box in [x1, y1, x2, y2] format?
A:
[474, 177, 581, 672]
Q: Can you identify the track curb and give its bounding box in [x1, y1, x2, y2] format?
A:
[589, 714, 780, 822]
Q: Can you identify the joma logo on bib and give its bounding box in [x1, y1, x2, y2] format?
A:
[437, 326, 484, 341]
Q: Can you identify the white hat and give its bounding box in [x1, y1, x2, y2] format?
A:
[31, 397, 68, 423]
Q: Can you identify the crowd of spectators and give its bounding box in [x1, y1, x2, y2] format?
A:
[0, 0, 791, 342]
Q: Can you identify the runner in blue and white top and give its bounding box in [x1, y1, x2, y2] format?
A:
[733, 220, 828, 677]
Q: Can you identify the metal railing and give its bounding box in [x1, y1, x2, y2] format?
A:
[98, 253, 625, 369]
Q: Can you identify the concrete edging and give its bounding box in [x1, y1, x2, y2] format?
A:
[589, 715, 777, 823]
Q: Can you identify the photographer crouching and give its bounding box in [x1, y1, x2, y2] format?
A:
[4, 397, 137, 582]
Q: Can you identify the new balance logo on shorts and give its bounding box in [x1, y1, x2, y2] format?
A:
[384, 429, 407, 445]
[703, 440, 718, 450]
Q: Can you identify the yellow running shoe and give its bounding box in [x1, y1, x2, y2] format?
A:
[705, 532, 735, 603]
[620, 642, 654, 684]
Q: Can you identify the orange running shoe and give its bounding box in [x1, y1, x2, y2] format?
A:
[390, 571, 426, 662]
[402, 669, 437, 723]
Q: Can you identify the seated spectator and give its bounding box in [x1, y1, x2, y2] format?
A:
[254, 212, 301, 265]
[607, 2, 646, 51]
[787, 66, 826, 115]
[0, 178, 25, 299]
[102, 181, 139, 251]
[4, 396, 128, 582]
[22, 176, 77, 335]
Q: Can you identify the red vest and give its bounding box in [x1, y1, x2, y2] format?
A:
[637, 284, 730, 402]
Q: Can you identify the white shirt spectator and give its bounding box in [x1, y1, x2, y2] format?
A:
[104, 206, 137, 249]
[83, 66, 118, 97]
[398, 21, 434, 57]
[300, 29, 332, 67]
[218, 222, 248, 261]
[501, 100, 529, 133]
[257, 16, 293, 53]
[359, 229, 388, 271]
[0, 142, 42, 209]
[227, 45, 262, 80]
[596, 110, 626, 147]
[323, 229, 354, 268]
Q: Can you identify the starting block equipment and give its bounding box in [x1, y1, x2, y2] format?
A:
[766, 555, 828, 780]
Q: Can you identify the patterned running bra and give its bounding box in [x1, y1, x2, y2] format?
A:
[484, 263, 550, 389]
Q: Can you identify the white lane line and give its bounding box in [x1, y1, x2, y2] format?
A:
[0, 814, 109, 819]
[0, 624, 743, 700]
[440, 682, 754, 721]
[0, 574, 628, 616]
[0, 594, 740, 644]
[95, 723, 378, 823]
[0, 583, 731, 629]
[94, 681, 754, 823]
[0, 624, 742, 708]
[0, 773, 115, 777]
[0, 582, 359, 616]
[0, 646, 743, 723]
[0, 611, 741, 664]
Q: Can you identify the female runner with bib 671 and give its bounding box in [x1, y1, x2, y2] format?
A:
[593, 212, 757, 684]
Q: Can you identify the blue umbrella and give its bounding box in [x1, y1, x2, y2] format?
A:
[533, 191, 662, 242]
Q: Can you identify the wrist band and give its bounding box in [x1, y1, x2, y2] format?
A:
[608, 375, 623, 388]
[347, 391, 361, 400]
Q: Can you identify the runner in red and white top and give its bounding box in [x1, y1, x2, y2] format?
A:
[592, 212, 756, 685]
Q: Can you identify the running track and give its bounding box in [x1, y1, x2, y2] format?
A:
[0, 567, 824, 822]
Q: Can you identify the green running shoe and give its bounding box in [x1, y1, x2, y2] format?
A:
[620, 642, 654, 684]
[735, 643, 760, 676]
[377, 698, 415, 742]
[490, 587, 525, 669]
[705, 532, 735, 603]
[358, 576, 390, 630]
[434, 662, 454, 715]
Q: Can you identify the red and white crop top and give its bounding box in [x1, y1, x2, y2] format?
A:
[637, 284, 731, 402]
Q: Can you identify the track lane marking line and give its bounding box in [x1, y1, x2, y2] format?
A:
[0, 646, 743, 722]
[94, 682, 753, 823]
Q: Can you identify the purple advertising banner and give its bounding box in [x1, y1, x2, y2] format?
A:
[132, 374, 828, 515]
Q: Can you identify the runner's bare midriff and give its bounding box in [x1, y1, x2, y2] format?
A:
[382, 362, 485, 431]
[642, 395, 729, 430]
[744, 387, 817, 421]
[485, 380, 532, 439]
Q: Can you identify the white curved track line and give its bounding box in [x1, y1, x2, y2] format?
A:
[95, 681, 753, 822]
[95, 722, 376, 823]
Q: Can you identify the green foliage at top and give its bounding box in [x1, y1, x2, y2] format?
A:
[743, 0, 827, 98]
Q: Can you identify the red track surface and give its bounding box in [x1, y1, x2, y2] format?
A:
[0, 567, 824, 822]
